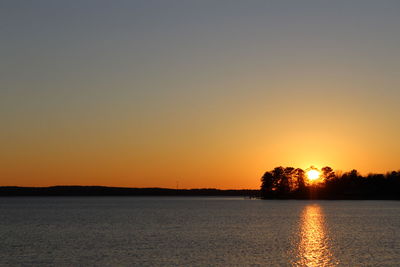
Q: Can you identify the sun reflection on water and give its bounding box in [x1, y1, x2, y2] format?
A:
[295, 204, 338, 266]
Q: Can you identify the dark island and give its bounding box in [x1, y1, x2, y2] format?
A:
[261, 166, 400, 200]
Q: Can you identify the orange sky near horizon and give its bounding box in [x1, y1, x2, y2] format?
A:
[1, 1, 400, 189]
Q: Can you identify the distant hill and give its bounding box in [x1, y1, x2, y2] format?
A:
[0, 186, 260, 197]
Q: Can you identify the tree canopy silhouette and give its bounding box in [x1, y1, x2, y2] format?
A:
[261, 166, 400, 200]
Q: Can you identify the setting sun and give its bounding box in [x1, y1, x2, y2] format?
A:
[306, 169, 320, 181]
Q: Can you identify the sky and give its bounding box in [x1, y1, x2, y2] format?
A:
[1, 0, 400, 189]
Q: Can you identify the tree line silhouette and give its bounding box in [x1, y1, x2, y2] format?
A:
[261, 166, 400, 199]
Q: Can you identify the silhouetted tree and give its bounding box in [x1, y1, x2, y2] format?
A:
[321, 166, 335, 181]
[283, 167, 296, 192]
[293, 168, 304, 190]
[261, 171, 275, 196]
[270, 167, 284, 194]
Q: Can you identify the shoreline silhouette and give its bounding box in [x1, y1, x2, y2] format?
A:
[1, 167, 399, 199]
[0, 186, 259, 197]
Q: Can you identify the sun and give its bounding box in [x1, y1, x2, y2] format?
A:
[306, 169, 320, 181]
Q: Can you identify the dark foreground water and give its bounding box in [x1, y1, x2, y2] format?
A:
[1, 198, 400, 266]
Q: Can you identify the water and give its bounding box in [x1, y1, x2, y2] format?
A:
[1, 197, 400, 266]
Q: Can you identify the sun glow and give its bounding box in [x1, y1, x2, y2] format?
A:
[306, 169, 320, 181]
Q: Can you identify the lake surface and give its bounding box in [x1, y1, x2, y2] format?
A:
[1, 197, 400, 266]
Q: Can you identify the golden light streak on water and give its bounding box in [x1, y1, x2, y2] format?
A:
[295, 204, 338, 266]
